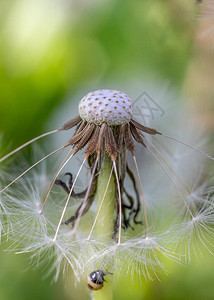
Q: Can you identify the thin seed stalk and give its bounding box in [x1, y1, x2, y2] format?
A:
[93, 154, 115, 300]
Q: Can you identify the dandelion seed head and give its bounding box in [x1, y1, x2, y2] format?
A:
[1, 85, 214, 288]
[78, 89, 133, 125]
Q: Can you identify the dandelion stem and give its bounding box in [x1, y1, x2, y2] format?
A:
[113, 161, 122, 245]
[93, 154, 114, 300]
[94, 157, 115, 239]
[87, 166, 113, 240]
[93, 280, 113, 300]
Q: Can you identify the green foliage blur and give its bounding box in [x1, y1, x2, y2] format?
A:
[0, 0, 196, 146]
[0, 0, 213, 299]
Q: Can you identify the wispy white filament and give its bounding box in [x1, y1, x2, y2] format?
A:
[39, 146, 75, 214]
[161, 133, 214, 161]
[144, 136, 191, 194]
[0, 129, 59, 163]
[0, 144, 69, 194]
[53, 155, 88, 242]
[71, 156, 99, 235]
[146, 147, 195, 219]
[132, 155, 148, 236]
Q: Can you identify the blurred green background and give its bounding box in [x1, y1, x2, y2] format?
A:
[0, 0, 214, 299]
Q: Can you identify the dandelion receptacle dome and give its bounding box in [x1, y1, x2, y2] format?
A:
[78, 89, 133, 126]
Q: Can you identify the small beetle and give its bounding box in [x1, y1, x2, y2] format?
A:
[87, 270, 108, 290]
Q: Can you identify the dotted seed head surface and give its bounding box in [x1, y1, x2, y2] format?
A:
[78, 89, 133, 126]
